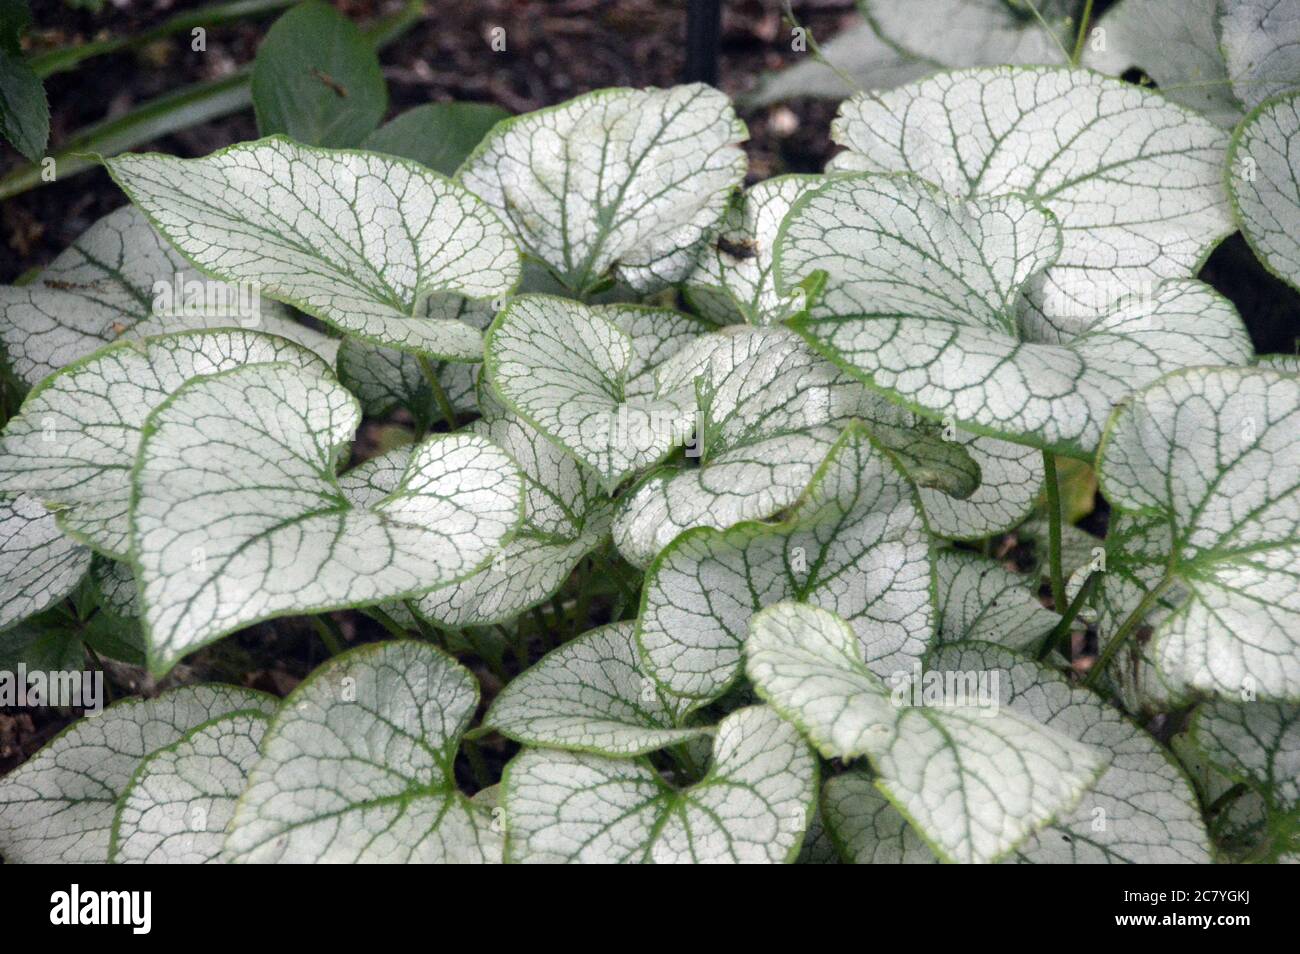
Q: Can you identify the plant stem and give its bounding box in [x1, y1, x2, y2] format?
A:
[1036, 570, 1098, 660]
[27, 0, 296, 78]
[310, 614, 347, 656]
[416, 356, 459, 431]
[1084, 577, 1173, 688]
[1070, 0, 1095, 65]
[366, 606, 410, 640]
[1042, 451, 1067, 612]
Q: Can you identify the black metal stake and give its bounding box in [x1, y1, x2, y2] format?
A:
[683, 0, 722, 85]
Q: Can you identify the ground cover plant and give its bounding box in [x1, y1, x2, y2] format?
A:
[0, 0, 1297, 865]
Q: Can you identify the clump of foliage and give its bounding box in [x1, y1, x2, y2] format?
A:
[0, 2, 1297, 864]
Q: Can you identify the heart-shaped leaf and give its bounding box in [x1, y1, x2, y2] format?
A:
[780, 174, 1252, 455]
[131, 362, 523, 675]
[0, 205, 337, 389]
[225, 641, 501, 863]
[1228, 89, 1300, 293]
[0, 685, 275, 863]
[105, 138, 520, 358]
[0, 493, 90, 631]
[502, 705, 816, 863]
[935, 549, 1058, 651]
[0, 328, 330, 558]
[485, 621, 705, 756]
[110, 709, 270, 864]
[639, 423, 932, 704]
[458, 84, 746, 297]
[250, 0, 385, 148]
[614, 326, 977, 567]
[1097, 366, 1300, 700]
[1221, 0, 1300, 111]
[830, 66, 1235, 338]
[746, 603, 1106, 864]
[484, 296, 701, 491]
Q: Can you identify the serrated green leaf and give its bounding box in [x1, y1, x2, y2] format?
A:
[1221, 0, 1300, 112]
[829, 66, 1235, 338]
[0, 684, 275, 863]
[225, 641, 500, 863]
[614, 327, 976, 568]
[251, 0, 386, 148]
[779, 174, 1252, 456]
[746, 603, 1105, 864]
[0, 493, 90, 631]
[1089, 0, 1242, 127]
[932, 642, 1212, 863]
[1097, 366, 1300, 700]
[0, 329, 329, 558]
[110, 709, 270, 864]
[132, 362, 523, 675]
[935, 549, 1058, 651]
[485, 621, 705, 756]
[484, 296, 700, 491]
[105, 138, 520, 358]
[1228, 89, 1300, 293]
[458, 84, 746, 296]
[0, 45, 47, 162]
[918, 431, 1042, 539]
[503, 705, 816, 863]
[639, 423, 931, 704]
[362, 101, 510, 176]
[0, 617, 83, 671]
[0, 205, 338, 389]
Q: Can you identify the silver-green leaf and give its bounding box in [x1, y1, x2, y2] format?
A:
[131, 362, 523, 675]
[502, 705, 816, 863]
[105, 138, 520, 358]
[0, 685, 275, 863]
[458, 84, 746, 296]
[746, 603, 1105, 864]
[0, 329, 331, 558]
[225, 641, 501, 863]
